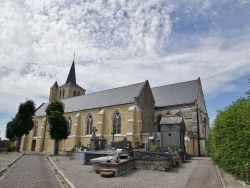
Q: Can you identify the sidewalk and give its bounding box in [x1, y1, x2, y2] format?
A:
[1, 152, 249, 188]
[0, 152, 23, 175]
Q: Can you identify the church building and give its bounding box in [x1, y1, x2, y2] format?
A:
[21, 61, 210, 156]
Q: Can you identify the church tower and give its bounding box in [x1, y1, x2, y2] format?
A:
[49, 60, 86, 101]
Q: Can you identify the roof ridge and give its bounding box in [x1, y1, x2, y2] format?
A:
[55, 81, 145, 102]
[85, 81, 145, 95]
[152, 79, 198, 89]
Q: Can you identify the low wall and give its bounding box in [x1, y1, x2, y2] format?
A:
[135, 158, 173, 171]
[134, 151, 176, 159]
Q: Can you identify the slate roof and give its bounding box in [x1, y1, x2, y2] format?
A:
[152, 80, 197, 107]
[35, 82, 145, 117]
[51, 81, 58, 88]
[66, 61, 76, 85]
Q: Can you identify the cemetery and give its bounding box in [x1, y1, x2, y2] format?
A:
[74, 116, 187, 177]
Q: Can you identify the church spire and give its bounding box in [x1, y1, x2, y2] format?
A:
[51, 81, 58, 88]
[65, 60, 76, 85]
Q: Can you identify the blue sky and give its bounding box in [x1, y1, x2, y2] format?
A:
[0, 0, 250, 139]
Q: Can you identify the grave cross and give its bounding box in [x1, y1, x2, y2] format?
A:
[92, 126, 97, 138]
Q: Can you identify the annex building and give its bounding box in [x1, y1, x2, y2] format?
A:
[21, 61, 210, 156]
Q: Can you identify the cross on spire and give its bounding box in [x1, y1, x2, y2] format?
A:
[73, 51, 76, 60]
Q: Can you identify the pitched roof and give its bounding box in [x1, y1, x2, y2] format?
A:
[35, 82, 145, 117]
[51, 81, 58, 88]
[65, 61, 76, 85]
[151, 79, 197, 107]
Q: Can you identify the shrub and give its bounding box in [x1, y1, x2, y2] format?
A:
[207, 97, 250, 179]
[7, 145, 15, 152]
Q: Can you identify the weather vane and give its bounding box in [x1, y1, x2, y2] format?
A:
[73, 51, 76, 60]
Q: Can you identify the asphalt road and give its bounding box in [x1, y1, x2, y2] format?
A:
[0, 152, 61, 188]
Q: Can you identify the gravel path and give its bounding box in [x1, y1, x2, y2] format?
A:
[50, 155, 201, 188]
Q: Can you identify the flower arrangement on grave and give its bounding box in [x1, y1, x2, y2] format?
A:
[151, 144, 157, 152]
[167, 147, 172, 153]
[172, 156, 180, 166]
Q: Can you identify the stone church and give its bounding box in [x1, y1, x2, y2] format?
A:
[21, 61, 210, 156]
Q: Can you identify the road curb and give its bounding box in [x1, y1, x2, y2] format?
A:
[44, 153, 75, 188]
[0, 152, 25, 176]
[216, 165, 227, 188]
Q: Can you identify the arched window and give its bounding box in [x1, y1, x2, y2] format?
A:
[113, 112, 121, 134]
[77, 91, 80, 96]
[33, 121, 38, 137]
[68, 117, 72, 135]
[62, 89, 65, 98]
[156, 115, 162, 132]
[59, 90, 62, 98]
[74, 90, 76, 97]
[175, 112, 181, 116]
[86, 115, 93, 135]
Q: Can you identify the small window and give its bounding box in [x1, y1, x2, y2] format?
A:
[62, 89, 65, 98]
[175, 112, 181, 116]
[113, 112, 121, 134]
[33, 121, 38, 137]
[86, 115, 93, 135]
[156, 115, 162, 132]
[68, 117, 72, 135]
[59, 90, 62, 98]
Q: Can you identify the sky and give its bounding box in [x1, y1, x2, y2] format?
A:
[0, 0, 250, 139]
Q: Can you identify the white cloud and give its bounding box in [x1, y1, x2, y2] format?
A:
[0, 0, 250, 138]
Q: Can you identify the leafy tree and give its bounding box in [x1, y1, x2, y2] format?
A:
[45, 100, 69, 155]
[5, 100, 36, 152]
[207, 88, 250, 178]
[6, 120, 16, 141]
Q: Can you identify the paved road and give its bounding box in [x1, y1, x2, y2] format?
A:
[0, 152, 61, 188]
[1, 152, 248, 188]
[185, 157, 223, 188]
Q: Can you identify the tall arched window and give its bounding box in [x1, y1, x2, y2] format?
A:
[77, 91, 80, 96]
[59, 90, 62, 98]
[62, 89, 65, 98]
[86, 115, 93, 135]
[156, 115, 162, 132]
[74, 90, 76, 97]
[33, 121, 38, 137]
[68, 117, 72, 135]
[113, 112, 121, 134]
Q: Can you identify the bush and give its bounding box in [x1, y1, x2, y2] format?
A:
[207, 97, 250, 179]
[7, 145, 15, 152]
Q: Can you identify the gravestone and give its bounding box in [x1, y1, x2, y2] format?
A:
[90, 126, 99, 150]
[111, 137, 129, 155]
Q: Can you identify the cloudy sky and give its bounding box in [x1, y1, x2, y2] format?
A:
[0, 0, 250, 139]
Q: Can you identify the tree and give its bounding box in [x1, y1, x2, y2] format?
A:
[45, 100, 69, 155]
[5, 100, 36, 152]
[207, 90, 250, 179]
[6, 120, 16, 141]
